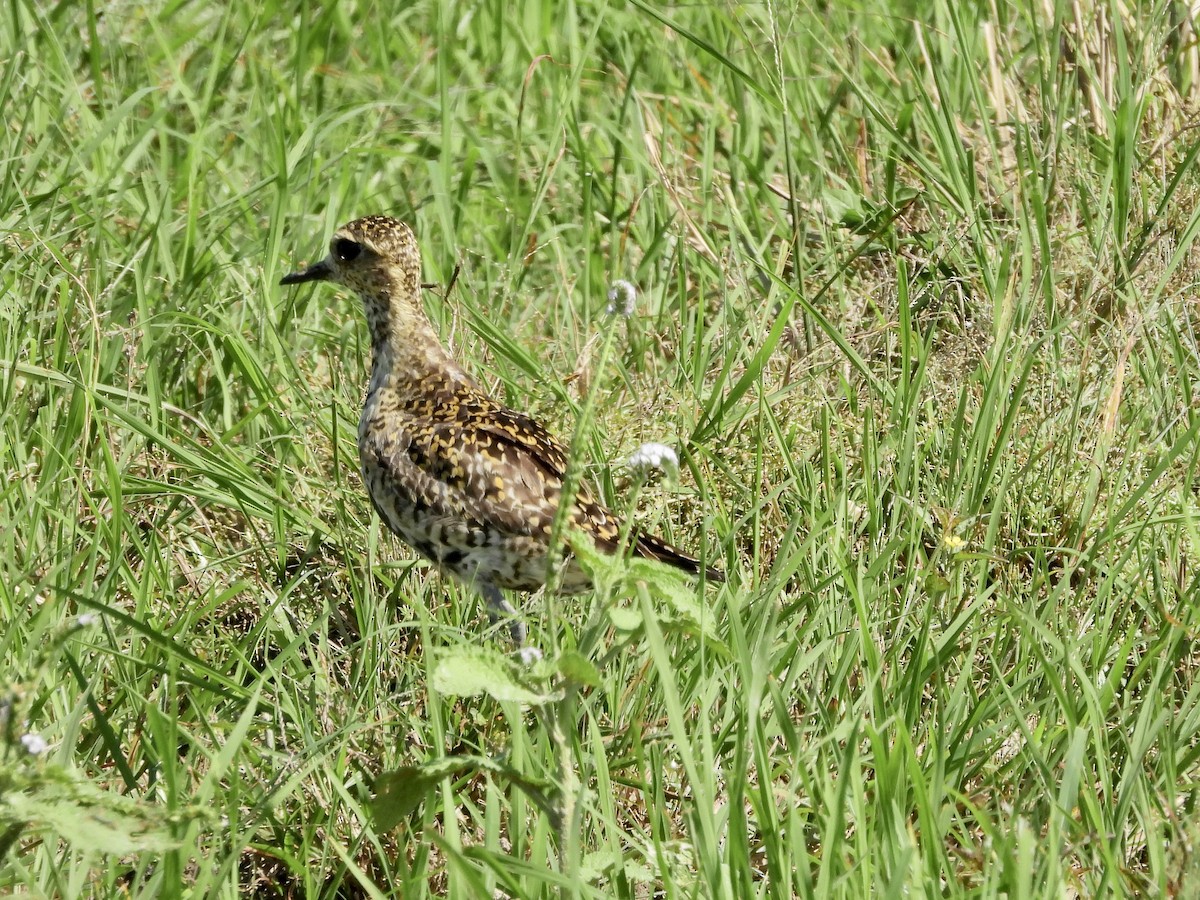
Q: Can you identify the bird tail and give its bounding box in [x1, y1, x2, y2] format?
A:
[634, 531, 724, 583]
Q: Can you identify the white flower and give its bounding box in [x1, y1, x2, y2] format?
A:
[606, 279, 637, 316]
[20, 733, 49, 756]
[628, 442, 679, 475]
[518, 646, 543, 665]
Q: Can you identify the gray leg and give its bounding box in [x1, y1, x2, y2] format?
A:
[481, 583, 526, 646]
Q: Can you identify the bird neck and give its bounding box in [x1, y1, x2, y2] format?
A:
[361, 282, 476, 404]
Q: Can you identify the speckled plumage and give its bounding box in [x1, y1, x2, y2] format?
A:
[281, 215, 721, 643]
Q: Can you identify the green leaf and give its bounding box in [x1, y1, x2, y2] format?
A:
[431, 647, 554, 703]
[372, 763, 452, 831]
[2, 770, 179, 855]
[557, 650, 600, 688]
[373, 755, 554, 830]
[626, 560, 721, 642]
[606, 605, 643, 632]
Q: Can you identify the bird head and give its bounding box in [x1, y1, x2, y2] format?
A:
[280, 215, 420, 298]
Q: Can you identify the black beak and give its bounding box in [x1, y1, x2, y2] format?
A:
[279, 258, 334, 285]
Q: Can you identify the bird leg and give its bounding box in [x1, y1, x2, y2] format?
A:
[481, 582, 527, 646]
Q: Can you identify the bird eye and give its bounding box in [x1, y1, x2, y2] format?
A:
[334, 238, 362, 262]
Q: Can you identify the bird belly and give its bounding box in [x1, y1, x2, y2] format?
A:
[359, 454, 573, 593]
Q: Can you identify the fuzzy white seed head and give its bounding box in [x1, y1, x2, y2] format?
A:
[20, 733, 49, 756]
[628, 442, 679, 475]
[77, 613, 98, 627]
[606, 279, 637, 317]
[518, 646, 543, 666]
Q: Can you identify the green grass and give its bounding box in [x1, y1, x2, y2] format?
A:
[3, 0, 1200, 895]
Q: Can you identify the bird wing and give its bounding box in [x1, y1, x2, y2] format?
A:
[361, 404, 623, 549]
[472, 407, 624, 548]
[471, 410, 721, 580]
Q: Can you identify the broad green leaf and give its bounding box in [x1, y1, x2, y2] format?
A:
[431, 647, 554, 703]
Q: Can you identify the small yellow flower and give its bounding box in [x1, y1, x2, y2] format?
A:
[942, 533, 967, 552]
